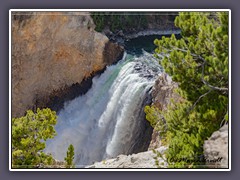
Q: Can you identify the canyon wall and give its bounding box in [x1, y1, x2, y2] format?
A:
[11, 12, 123, 117]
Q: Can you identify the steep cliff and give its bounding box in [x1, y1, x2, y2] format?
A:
[11, 12, 123, 117]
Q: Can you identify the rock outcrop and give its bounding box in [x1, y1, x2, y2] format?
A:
[151, 73, 179, 112]
[11, 11, 123, 117]
[86, 146, 167, 168]
[147, 73, 180, 150]
[204, 125, 229, 168]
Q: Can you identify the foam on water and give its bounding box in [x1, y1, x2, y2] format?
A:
[45, 51, 162, 166]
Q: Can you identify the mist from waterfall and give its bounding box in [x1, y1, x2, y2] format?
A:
[45, 50, 162, 167]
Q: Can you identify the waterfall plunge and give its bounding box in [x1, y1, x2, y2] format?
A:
[45, 51, 162, 167]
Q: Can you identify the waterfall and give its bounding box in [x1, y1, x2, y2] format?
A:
[45, 50, 162, 167]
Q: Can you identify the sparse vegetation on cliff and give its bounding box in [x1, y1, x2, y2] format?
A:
[91, 12, 177, 33]
[145, 12, 229, 168]
[91, 12, 148, 32]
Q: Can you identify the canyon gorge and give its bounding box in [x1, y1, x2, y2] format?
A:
[11, 11, 229, 169]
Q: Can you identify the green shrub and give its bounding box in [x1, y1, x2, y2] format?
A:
[12, 108, 57, 168]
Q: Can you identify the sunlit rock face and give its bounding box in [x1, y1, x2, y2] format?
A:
[11, 11, 123, 117]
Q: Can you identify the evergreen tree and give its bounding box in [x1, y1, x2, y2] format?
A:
[64, 144, 75, 168]
[12, 108, 57, 168]
[155, 12, 228, 100]
[145, 12, 229, 168]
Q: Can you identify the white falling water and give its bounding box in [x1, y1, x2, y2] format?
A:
[45, 51, 162, 167]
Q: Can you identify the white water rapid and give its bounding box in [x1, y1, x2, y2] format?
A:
[45, 51, 162, 167]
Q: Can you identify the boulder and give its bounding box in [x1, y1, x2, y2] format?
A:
[203, 125, 229, 168]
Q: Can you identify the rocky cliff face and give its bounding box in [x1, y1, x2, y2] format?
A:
[147, 73, 180, 150]
[11, 12, 123, 117]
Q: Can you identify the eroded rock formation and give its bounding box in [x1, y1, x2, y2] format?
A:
[11, 11, 123, 117]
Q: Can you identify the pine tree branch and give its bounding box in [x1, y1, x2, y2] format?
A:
[187, 89, 213, 113]
[201, 61, 228, 92]
[170, 46, 207, 62]
[159, 46, 207, 63]
[158, 46, 228, 93]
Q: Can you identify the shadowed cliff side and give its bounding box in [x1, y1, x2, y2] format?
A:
[11, 11, 123, 117]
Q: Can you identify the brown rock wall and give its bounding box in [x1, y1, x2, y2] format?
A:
[11, 11, 123, 117]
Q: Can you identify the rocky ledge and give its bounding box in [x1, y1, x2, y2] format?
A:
[85, 146, 168, 168]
